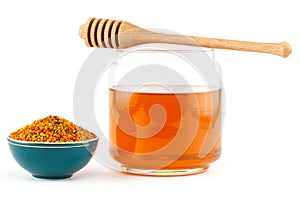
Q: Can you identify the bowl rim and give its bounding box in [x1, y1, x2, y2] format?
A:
[7, 136, 99, 148]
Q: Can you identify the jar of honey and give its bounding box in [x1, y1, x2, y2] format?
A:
[108, 44, 223, 176]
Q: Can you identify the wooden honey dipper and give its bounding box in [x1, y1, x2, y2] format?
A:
[79, 18, 292, 58]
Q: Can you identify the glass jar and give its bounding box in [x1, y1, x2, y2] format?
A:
[108, 44, 223, 176]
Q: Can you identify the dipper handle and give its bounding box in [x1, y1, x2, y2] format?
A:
[79, 18, 292, 58]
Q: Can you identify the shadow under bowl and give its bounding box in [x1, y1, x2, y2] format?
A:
[7, 137, 98, 179]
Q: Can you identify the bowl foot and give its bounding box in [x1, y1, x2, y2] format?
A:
[32, 174, 73, 179]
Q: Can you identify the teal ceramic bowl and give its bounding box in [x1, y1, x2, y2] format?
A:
[7, 137, 98, 179]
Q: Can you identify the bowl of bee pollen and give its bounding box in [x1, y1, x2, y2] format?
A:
[7, 115, 98, 179]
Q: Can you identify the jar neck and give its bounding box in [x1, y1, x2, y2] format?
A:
[110, 43, 221, 90]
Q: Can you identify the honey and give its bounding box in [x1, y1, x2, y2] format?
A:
[109, 85, 222, 174]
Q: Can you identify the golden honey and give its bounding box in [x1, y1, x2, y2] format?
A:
[109, 85, 222, 174]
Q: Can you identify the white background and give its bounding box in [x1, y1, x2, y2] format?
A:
[1, 0, 299, 199]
